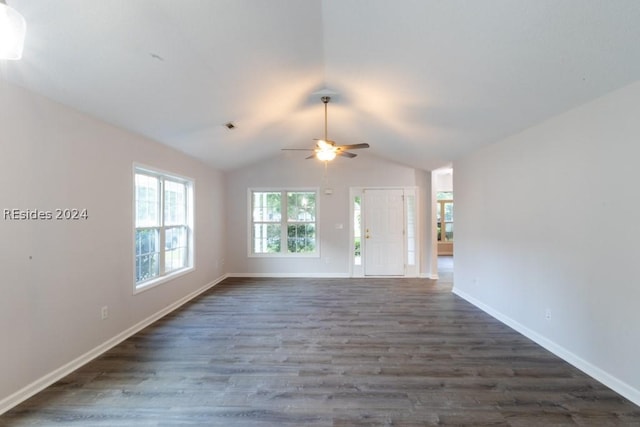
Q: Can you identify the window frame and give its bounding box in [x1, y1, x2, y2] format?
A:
[248, 188, 320, 258]
[133, 164, 195, 293]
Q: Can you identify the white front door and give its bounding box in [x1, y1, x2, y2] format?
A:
[363, 189, 405, 276]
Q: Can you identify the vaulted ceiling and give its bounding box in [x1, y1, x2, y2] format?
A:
[3, 0, 640, 171]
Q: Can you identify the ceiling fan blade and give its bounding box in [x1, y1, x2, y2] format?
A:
[337, 143, 370, 150]
[338, 151, 357, 158]
[305, 154, 317, 160]
[281, 148, 315, 151]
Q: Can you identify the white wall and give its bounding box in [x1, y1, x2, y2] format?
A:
[433, 169, 453, 192]
[225, 153, 432, 276]
[454, 80, 640, 405]
[0, 80, 226, 409]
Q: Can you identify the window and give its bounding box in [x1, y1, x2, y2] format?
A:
[406, 194, 416, 265]
[436, 191, 453, 242]
[251, 190, 317, 255]
[353, 196, 362, 265]
[135, 167, 193, 288]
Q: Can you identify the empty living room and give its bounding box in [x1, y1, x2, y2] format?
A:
[1, 1, 640, 425]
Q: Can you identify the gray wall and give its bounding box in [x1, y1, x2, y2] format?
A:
[0, 80, 227, 408]
[454, 80, 640, 405]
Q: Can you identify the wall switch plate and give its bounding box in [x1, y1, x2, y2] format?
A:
[101, 306, 109, 320]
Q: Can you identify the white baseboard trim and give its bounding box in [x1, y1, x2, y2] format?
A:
[228, 273, 437, 279]
[0, 274, 229, 416]
[420, 273, 439, 279]
[452, 286, 640, 407]
[227, 272, 351, 278]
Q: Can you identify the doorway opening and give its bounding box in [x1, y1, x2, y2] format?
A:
[431, 167, 454, 281]
[436, 192, 454, 256]
[437, 255, 454, 284]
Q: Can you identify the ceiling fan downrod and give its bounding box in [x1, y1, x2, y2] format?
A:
[321, 96, 330, 142]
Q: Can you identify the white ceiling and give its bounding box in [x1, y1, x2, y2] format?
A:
[3, 0, 640, 171]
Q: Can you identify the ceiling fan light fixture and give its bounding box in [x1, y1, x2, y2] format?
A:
[317, 139, 332, 150]
[281, 91, 369, 161]
[316, 149, 336, 162]
[0, 0, 26, 60]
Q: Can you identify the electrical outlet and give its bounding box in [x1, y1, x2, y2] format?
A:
[545, 308, 551, 320]
[101, 306, 109, 320]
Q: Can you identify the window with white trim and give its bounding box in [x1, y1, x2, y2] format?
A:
[250, 190, 317, 255]
[135, 167, 193, 288]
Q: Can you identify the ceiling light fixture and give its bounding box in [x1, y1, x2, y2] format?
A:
[316, 139, 337, 161]
[316, 143, 337, 161]
[0, 0, 26, 60]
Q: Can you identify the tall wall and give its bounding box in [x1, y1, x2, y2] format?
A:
[454, 80, 640, 404]
[225, 153, 432, 277]
[0, 80, 226, 410]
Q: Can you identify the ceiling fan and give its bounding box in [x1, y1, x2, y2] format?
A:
[282, 96, 369, 161]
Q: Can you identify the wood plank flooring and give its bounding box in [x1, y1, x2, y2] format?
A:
[2, 276, 639, 426]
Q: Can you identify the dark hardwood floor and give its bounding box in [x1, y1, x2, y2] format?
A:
[2, 274, 639, 426]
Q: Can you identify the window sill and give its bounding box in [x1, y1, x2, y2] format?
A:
[134, 267, 195, 295]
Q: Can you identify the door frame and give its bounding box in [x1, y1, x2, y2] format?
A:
[349, 186, 419, 277]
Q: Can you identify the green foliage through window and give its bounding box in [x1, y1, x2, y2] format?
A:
[252, 190, 317, 255]
[135, 228, 159, 282]
[287, 224, 316, 253]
